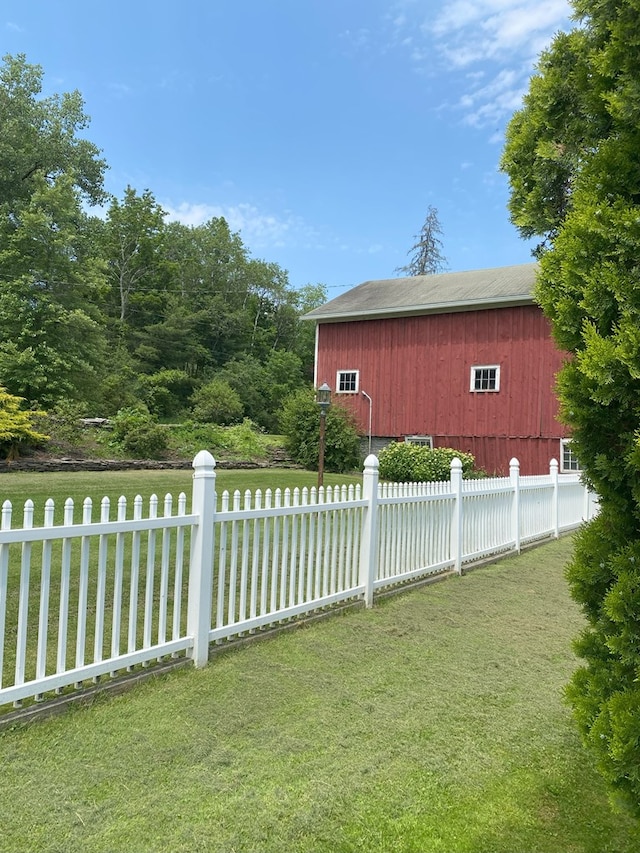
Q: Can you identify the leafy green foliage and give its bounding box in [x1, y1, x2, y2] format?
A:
[501, 0, 640, 816]
[0, 386, 47, 459]
[45, 400, 87, 446]
[110, 407, 168, 459]
[190, 379, 243, 426]
[279, 388, 361, 473]
[0, 53, 325, 434]
[101, 186, 169, 327]
[0, 53, 106, 209]
[168, 419, 274, 461]
[140, 369, 195, 420]
[378, 442, 476, 482]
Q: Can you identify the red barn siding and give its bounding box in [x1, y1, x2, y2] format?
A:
[316, 305, 568, 475]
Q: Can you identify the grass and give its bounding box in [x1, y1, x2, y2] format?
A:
[0, 467, 360, 522]
[0, 468, 361, 701]
[0, 533, 638, 852]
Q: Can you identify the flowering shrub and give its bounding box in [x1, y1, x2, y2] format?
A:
[378, 442, 476, 482]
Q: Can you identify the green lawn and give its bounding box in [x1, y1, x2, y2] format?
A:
[0, 468, 361, 703]
[0, 467, 361, 522]
[1, 533, 638, 853]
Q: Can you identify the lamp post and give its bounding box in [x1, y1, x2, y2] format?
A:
[316, 382, 331, 489]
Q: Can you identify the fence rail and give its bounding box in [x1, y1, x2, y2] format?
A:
[0, 451, 596, 710]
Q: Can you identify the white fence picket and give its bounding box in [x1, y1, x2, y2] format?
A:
[0, 453, 596, 711]
[0, 501, 11, 689]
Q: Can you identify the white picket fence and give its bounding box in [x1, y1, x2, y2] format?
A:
[0, 452, 596, 710]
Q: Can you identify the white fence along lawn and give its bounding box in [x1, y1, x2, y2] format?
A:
[0, 452, 596, 709]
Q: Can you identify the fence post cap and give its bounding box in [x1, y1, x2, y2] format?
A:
[192, 450, 216, 473]
[550, 458, 559, 472]
[363, 454, 379, 469]
[450, 457, 463, 471]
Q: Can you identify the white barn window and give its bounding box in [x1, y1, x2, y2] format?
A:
[470, 365, 500, 392]
[561, 439, 582, 473]
[336, 370, 359, 393]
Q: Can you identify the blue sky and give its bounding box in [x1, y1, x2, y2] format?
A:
[4, 1, 573, 296]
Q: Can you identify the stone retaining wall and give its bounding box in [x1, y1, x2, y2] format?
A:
[0, 455, 297, 474]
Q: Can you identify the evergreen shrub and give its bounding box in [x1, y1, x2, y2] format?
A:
[0, 386, 48, 459]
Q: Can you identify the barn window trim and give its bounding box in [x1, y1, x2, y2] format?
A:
[470, 364, 500, 392]
[560, 438, 582, 473]
[404, 435, 433, 448]
[336, 370, 359, 394]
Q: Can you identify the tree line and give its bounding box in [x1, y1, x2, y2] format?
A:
[0, 53, 324, 431]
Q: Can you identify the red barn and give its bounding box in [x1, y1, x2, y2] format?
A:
[305, 263, 575, 476]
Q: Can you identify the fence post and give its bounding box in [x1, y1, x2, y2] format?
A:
[550, 458, 559, 538]
[510, 458, 521, 554]
[450, 458, 463, 574]
[359, 454, 379, 607]
[188, 451, 217, 667]
[584, 484, 593, 522]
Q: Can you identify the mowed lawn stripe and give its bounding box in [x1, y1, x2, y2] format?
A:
[0, 534, 638, 852]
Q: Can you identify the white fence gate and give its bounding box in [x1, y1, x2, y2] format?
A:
[0, 452, 596, 710]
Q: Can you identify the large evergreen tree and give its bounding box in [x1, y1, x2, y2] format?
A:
[501, 0, 640, 816]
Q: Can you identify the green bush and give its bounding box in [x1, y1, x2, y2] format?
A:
[190, 379, 244, 426]
[378, 442, 476, 482]
[46, 400, 86, 445]
[142, 369, 195, 419]
[110, 406, 169, 459]
[279, 388, 361, 473]
[169, 419, 273, 461]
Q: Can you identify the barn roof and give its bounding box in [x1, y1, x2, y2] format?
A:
[305, 263, 538, 322]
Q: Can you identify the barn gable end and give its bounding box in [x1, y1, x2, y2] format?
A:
[306, 264, 570, 475]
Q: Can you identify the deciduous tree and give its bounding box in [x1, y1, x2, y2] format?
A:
[0, 55, 108, 407]
[101, 186, 168, 325]
[0, 53, 106, 210]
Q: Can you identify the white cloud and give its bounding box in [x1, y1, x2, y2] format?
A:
[164, 201, 324, 251]
[5, 21, 24, 32]
[107, 82, 134, 99]
[430, 0, 571, 67]
[458, 66, 527, 126]
[164, 201, 388, 262]
[390, 0, 572, 127]
[165, 201, 288, 243]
